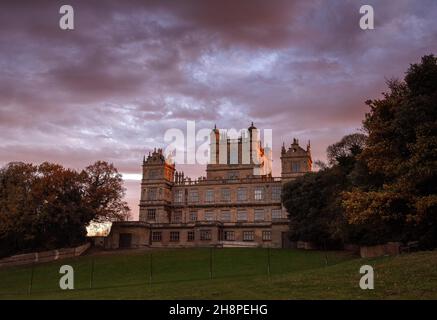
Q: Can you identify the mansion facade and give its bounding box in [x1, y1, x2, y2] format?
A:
[106, 123, 312, 249]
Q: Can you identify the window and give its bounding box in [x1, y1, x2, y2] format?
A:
[148, 170, 158, 179]
[170, 231, 180, 242]
[262, 231, 272, 241]
[221, 188, 231, 202]
[237, 210, 247, 222]
[204, 211, 214, 221]
[237, 188, 247, 202]
[187, 231, 195, 241]
[224, 231, 235, 241]
[189, 211, 197, 222]
[292, 162, 300, 172]
[254, 209, 264, 221]
[272, 186, 281, 201]
[152, 231, 162, 242]
[243, 231, 254, 241]
[221, 210, 231, 222]
[189, 190, 199, 203]
[172, 211, 182, 223]
[205, 189, 214, 203]
[174, 190, 184, 203]
[147, 209, 156, 221]
[148, 188, 157, 200]
[254, 187, 264, 201]
[272, 209, 283, 220]
[200, 230, 211, 241]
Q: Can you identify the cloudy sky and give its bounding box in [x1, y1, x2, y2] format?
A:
[1, 0, 436, 219]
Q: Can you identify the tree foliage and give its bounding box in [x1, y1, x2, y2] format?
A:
[0, 161, 130, 257]
[283, 55, 437, 248]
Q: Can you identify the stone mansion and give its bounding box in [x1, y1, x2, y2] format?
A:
[106, 123, 312, 249]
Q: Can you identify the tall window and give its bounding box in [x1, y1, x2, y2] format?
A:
[254, 209, 264, 221]
[148, 188, 157, 200]
[174, 190, 184, 203]
[204, 210, 215, 221]
[254, 187, 264, 201]
[272, 186, 281, 201]
[262, 231, 271, 241]
[205, 189, 214, 203]
[272, 209, 283, 220]
[292, 162, 300, 172]
[221, 188, 231, 202]
[187, 231, 195, 241]
[224, 231, 235, 241]
[170, 231, 180, 242]
[237, 188, 247, 202]
[147, 209, 156, 221]
[243, 231, 254, 241]
[189, 211, 197, 222]
[189, 190, 199, 203]
[237, 210, 247, 222]
[172, 211, 182, 223]
[221, 210, 231, 222]
[200, 230, 212, 241]
[152, 231, 162, 242]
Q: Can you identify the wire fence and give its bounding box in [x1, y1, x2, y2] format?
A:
[0, 248, 339, 297]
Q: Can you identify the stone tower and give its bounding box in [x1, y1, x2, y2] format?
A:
[280, 138, 312, 183]
[139, 148, 175, 223]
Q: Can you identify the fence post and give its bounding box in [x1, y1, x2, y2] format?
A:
[324, 241, 328, 266]
[89, 258, 95, 289]
[267, 247, 271, 279]
[209, 247, 213, 280]
[149, 252, 153, 286]
[28, 263, 35, 295]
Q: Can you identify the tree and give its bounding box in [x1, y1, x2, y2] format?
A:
[342, 55, 437, 248]
[282, 133, 366, 248]
[81, 161, 131, 222]
[0, 161, 130, 257]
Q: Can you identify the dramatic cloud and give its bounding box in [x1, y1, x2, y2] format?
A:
[1, 0, 436, 218]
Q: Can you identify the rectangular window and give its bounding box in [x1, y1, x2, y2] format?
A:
[189, 190, 199, 203]
[174, 190, 184, 203]
[148, 188, 157, 200]
[262, 231, 272, 241]
[272, 209, 283, 220]
[237, 210, 247, 222]
[172, 211, 182, 223]
[224, 231, 235, 241]
[147, 209, 156, 221]
[204, 211, 214, 221]
[151, 231, 162, 242]
[221, 188, 231, 202]
[272, 186, 281, 201]
[254, 187, 264, 201]
[237, 188, 247, 202]
[292, 162, 300, 173]
[205, 189, 214, 203]
[170, 231, 180, 242]
[221, 210, 231, 222]
[254, 209, 264, 221]
[243, 231, 254, 241]
[200, 230, 211, 241]
[189, 211, 197, 222]
[187, 231, 195, 241]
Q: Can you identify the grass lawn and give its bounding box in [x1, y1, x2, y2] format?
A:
[0, 248, 436, 299]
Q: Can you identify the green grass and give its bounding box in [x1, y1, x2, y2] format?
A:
[0, 248, 436, 299]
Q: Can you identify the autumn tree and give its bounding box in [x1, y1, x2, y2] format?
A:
[342, 55, 437, 247]
[0, 161, 130, 257]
